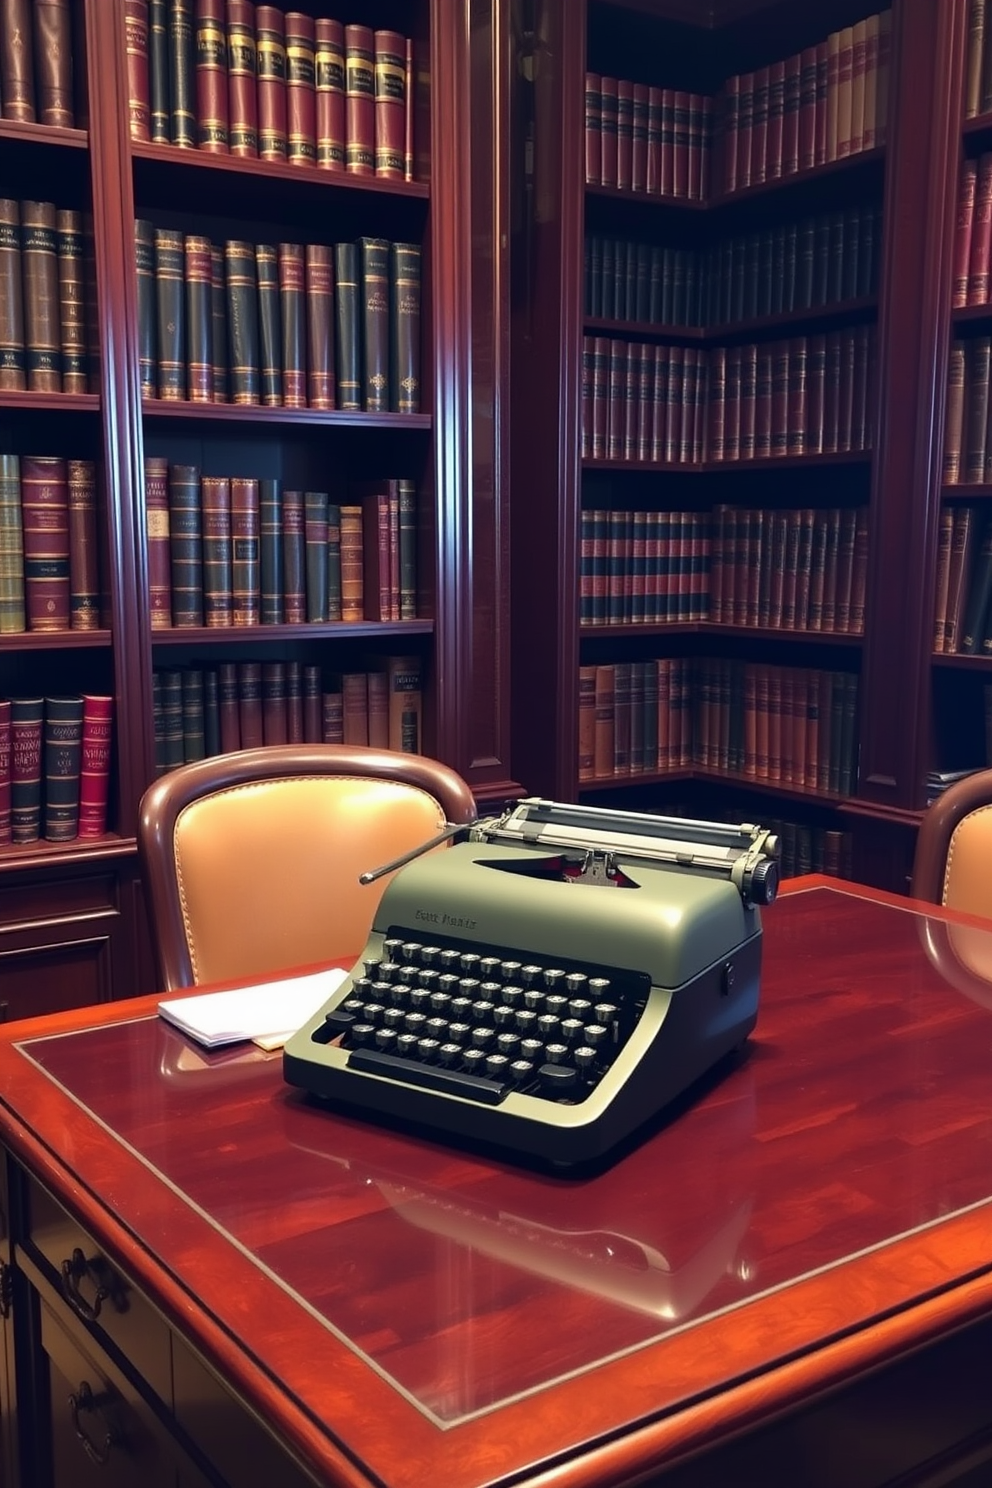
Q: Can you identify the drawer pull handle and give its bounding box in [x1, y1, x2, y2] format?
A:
[60, 1247, 110, 1323]
[68, 1380, 119, 1466]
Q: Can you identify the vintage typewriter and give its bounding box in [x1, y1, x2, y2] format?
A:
[283, 798, 779, 1167]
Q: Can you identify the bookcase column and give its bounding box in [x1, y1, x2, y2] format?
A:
[859, 0, 967, 812]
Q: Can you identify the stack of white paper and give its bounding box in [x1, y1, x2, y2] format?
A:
[157, 967, 348, 1050]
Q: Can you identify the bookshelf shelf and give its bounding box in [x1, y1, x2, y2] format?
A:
[139, 402, 432, 431]
[585, 301, 878, 345]
[149, 620, 435, 647]
[712, 147, 887, 213]
[580, 621, 863, 645]
[0, 120, 88, 151]
[581, 767, 851, 808]
[581, 450, 872, 474]
[931, 653, 992, 671]
[950, 305, 992, 326]
[0, 834, 136, 873]
[583, 318, 706, 342]
[130, 140, 431, 201]
[0, 392, 100, 413]
[941, 483, 992, 497]
[0, 631, 112, 652]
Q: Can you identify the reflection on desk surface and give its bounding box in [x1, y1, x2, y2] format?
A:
[15, 886, 992, 1424]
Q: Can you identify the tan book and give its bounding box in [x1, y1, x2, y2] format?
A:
[932, 505, 955, 654]
[577, 664, 596, 781]
[386, 654, 421, 753]
[943, 341, 966, 484]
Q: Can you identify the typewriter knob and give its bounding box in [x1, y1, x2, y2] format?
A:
[746, 858, 779, 907]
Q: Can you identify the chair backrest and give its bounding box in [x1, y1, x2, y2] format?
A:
[138, 744, 478, 991]
[910, 767, 992, 919]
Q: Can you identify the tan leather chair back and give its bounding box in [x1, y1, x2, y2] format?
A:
[939, 807, 992, 919]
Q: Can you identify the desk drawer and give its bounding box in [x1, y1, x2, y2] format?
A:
[23, 1173, 172, 1402]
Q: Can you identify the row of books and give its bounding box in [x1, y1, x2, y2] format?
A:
[585, 205, 881, 330]
[126, 3, 413, 180]
[0, 0, 75, 128]
[0, 694, 113, 846]
[581, 329, 875, 465]
[145, 461, 417, 630]
[0, 199, 96, 395]
[963, 0, 992, 120]
[578, 658, 859, 795]
[580, 509, 708, 626]
[944, 337, 992, 486]
[135, 224, 420, 412]
[765, 818, 853, 882]
[583, 75, 711, 200]
[152, 654, 422, 771]
[0, 455, 99, 634]
[952, 155, 992, 310]
[932, 506, 992, 655]
[720, 13, 891, 195]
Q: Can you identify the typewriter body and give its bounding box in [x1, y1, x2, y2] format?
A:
[283, 798, 779, 1167]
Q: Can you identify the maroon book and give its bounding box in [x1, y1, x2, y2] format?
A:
[1, 0, 35, 122]
[344, 23, 374, 175]
[126, 0, 151, 140]
[315, 16, 345, 170]
[195, 0, 229, 150]
[599, 76, 618, 188]
[237, 662, 264, 748]
[255, 4, 287, 160]
[285, 9, 316, 165]
[584, 71, 601, 185]
[373, 29, 405, 179]
[0, 700, 10, 843]
[954, 159, 979, 310]
[226, 0, 258, 157]
[21, 455, 70, 631]
[968, 151, 992, 307]
[631, 82, 648, 193]
[78, 695, 114, 838]
[145, 456, 172, 628]
[615, 78, 633, 191]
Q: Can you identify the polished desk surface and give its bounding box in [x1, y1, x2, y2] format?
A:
[4, 877, 992, 1486]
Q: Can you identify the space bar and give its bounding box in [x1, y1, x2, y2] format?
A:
[348, 1049, 507, 1104]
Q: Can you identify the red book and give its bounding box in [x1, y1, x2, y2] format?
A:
[766, 59, 785, 181]
[315, 16, 345, 170]
[814, 40, 829, 166]
[285, 9, 316, 165]
[78, 695, 113, 838]
[373, 29, 405, 178]
[723, 347, 741, 462]
[231, 476, 260, 625]
[226, 0, 258, 157]
[646, 85, 662, 194]
[722, 75, 739, 194]
[237, 662, 263, 748]
[754, 346, 773, 459]
[255, 3, 287, 160]
[672, 89, 690, 197]
[344, 22, 374, 175]
[968, 152, 992, 306]
[954, 158, 978, 309]
[631, 82, 648, 192]
[823, 330, 842, 454]
[616, 78, 633, 191]
[687, 94, 704, 202]
[0, 700, 10, 843]
[798, 46, 817, 171]
[281, 487, 305, 622]
[786, 337, 807, 457]
[196, 0, 229, 151]
[125, 0, 151, 141]
[783, 51, 801, 176]
[21, 455, 69, 631]
[735, 72, 753, 190]
[660, 87, 676, 196]
[217, 662, 241, 751]
[806, 333, 827, 455]
[585, 70, 602, 185]
[751, 67, 769, 185]
[740, 343, 757, 460]
[599, 76, 618, 188]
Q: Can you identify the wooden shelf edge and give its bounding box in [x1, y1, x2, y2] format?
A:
[149, 620, 435, 644]
[931, 651, 992, 669]
[585, 146, 885, 213]
[0, 835, 137, 872]
[580, 622, 864, 644]
[140, 400, 431, 429]
[130, 139, 430, 198]
[0, 630, 112, 652]
[578, 767, 850, 806]
[584, 298, 878, 345]
[942, 484, 992, 499]
[0, 119, 87, 150]
[0, 392, 99, 413]
[582, 450, 872, 473]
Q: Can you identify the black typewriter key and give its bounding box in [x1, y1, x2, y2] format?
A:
[508, 1059, 534, 1084]
[417, 944, 438, 966]
[543, 968, 566, 991]
[426, 1016, 448, 1040]
[396, 1033, 419, 1056]
[429, 991, 452, 1016]
[520, 964, 543, 987]
[499, 959, 523, 982]
[458, 977, 481, 998]
[397, 965, 419, 986]
[568, 997, 593, 1019]
[537, 1014, 561, 1041]
[438, 1042, 462, 1066]
[402, 940, 422, 960]
[561, 1017, 585, 1043]
[409, 988, 432, 1010]
[523, 988, 545, 1013]
[584, 1024, 609, 1048]
[462, 1048, 487, 1073]
[520, 1037, 543, 1063]
[471, 1000, 495, 1022]
[449, 996, 473, 1020]
[353, 975, 374, 995]
[544, 1042, 569, 1064]
[574, 1046, 598, 1074]
[515, 1009, 538, 1034]
[479, 981, 502, 1001]
[460, 952, 482, 974]
[497, 1032, 521, 1058]
[383, 937, 404, 958]
[377, 960, 400, 982]
[565, 971, 588, 994]
[383, 1007, 406, 1031]
[375, 1028, 399, 1052]
[501, 985, 525, 1009]
[448, 1021, 472, 1043]
[594, 1004, 621, 1038]
[323, 1007, 357, 1033]
[479, 957, 502, 979]
[385, 983, 409, 1009]
[540, 1063, 578, 1093]
[351, 1023, 375, 1047]
[493, 1005, 516, 1027]
[439, 948, 461, 970]
[363, 1002, 386, 1026]
[342, 997, 365, 1015]
[485, 1053, 510, 1079]
[545, 994, 569, 1018]
[417, 969, 439, 990]
[404, 1012, 428, 1035]
[417, 1038, 441, 1061]
[588, 977, 612, 999]
[470, 1026, 494, 1049]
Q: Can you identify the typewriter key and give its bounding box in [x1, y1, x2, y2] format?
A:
[375, 1028, 398, 1051]
[396, 1033, 419, 1056]
[462, 1048, 487, 1072]
[520, 1037, 543, 1062]
[470, 1026, 495, 1048]
[544, 1042, 569, 1064]
[573, 1046, 597, 1073]
[417, 1038, 441, 1061]
[508, 1059, 534, 1084]
[438, 1042, 462, 1066]
[485, 1053, 510, 1079]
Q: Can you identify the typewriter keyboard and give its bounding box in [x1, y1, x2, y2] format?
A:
[316, 931, 651, 1106]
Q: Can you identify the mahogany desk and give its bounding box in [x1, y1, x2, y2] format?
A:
[3, 878, 992, 1486]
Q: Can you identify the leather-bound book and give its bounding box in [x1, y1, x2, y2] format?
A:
[321, 681, 343, 743]
[285, 10, 316, 165]
[255, 4, 286, 159]
[344, 23, 374, 175]
[398, 478, 416, 618]
[326, 501, 341, 619]
[255, 243, 282, 404]
[151, 672, 166, 772]
[944, 340, 966, 485]
[0, 700, 11, 843]
[11, 697, 44, 842]
[144, 455, 172, 627]
[315, 16, 345, 170]
[21, 200, 61, 392]
[333, 240, 361, 410]
[0, 0, 35, 121]
[303, 489, 328, 621]
[159, 670, 184, 768]
[56, 209, 87, 393]
[259, 477, 282, 623]
[210, 243, 227, 399]
[0, 453, 24, 633]
[584, 71, 601, 186]
[389, 241, 420, 413]
[304, 243, 333, 407]
[339, 503, 363, 619]
[195, 0, 229, 150]
[154, 226, 186, 399]
[261, 661, 288, 743]
[616, 79, 632, 191]
[203, 667, 220, 756]
[285, 660, 303, 740]
[34, 0, 74, 127]
[386, 654, 421, 753]
[231, 475, 259, 624]
[403, 36, 414, 179]
[367, 668, 388, 747]
[226, 0, 257, 156]
[600, 76, 618, 188]
[281, 487, 304, 621]
[353, 479, 396, 621]
[134, 219, 157, 398]
[67, 458, 99, 630]
[149, 0, 170, 141]
[184, 233, 213, 401]
[21, 455, 69, 630]
[43, 694, 84, 841]
[237, 661, 263, 748]
[200, 474, 232, 625]
[278, 242, 305, 406]
[216, 661, 240, 751]
[341, 672, 368, 745]
[0, 200, 26, 391]
[126, 0, 151, 140]
[373, 30, 405, 179]
[968, 152, 992, 307]
[180, 669, 205, 760]
[224, 238, 260, 403]
[167, 462, 203, 626]
[168, 0, 196, 147]
[631, 81, 647, 193]
[302, 663, 321, 741]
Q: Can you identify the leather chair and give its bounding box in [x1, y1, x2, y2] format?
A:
[138, 744, 478, 992]
[910, 767, 992, 919]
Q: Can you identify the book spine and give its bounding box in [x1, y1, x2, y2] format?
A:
[315, 16, 345, 170]
[210, 243, 228, 399]
[168, 462, 203, 626]
[195, 0, 229, 151]
[184, 232, 214, 401]
[56, 209, 87, 394]
[256, 242, 282, 405]
[43, 694, 84, 841]
[226, 0, 257, 156]
[333, 239, 361, 410]
[262, 661, 288, 744]
[0, 0, 35, 122]
[67, 458, 99, 630]
[154, 226, 186, 399]
[302, 664, 321, 741]
[216, 661, 240, 751]
[339, 503, 364, 620]
[259, 477, 283, 623]
[238, 661, 263, 748]
[966, 0, 987, 119]
[944, 341, 966, 484]
[305, 242, 334, 408]
[21, 200, 61, 392]
[398, 478, 416, 618]
[631, 82, 648, 193]
[11, 697, 44, 842]
[231, 476, 260, 624]
[357, 485, 390, 620]
[200, 474, 232, 625]
[0, 700, 11, 843]
[255, 3, 287, 160]
[204, 669, 221, 757]
[341, 672, 368, 745]
[304, 489, 328, 621]
[374, 29, 405, 179]
[285, 660, 303, 741]
[168, 0, 196, 147]
[0, 200, 25, 391]
[321, 682, 343, 743]
[21, 455, 69, 630]
[284, 8, 315, 166]
[359, 236, 390, 412]
[954, 159, 978, 310]
[344, 23, 375, 175]
[0, 454, 24, 633]
[965, 334, 992, 483]
[326, 501, 341, 619]
[281, 487, 305, 621]
[390, 241, 421, 414]
[181, 668, 206, 761]
[386, 655, 422, 753]
[134, 219, 157, 397]
[149, 0, 170, 141]
[34, 1, 73, 128]
[224, 238, 260, 403]
[404, 37, 414, 181]
[616, 78, 633, 191]
[278, 241, 306, 406]
[144, 455, 172, 627]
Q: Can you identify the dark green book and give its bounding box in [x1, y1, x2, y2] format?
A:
[262, 661, 288, 744]
[389, 241, 421, 413]
[966, 519, 992, 654]
[225, 239, 260, 403]
[184, 233, 213, 401]
[259, 478, 283, 624]
[154, 227, 186, 400]
[149, 0, 170, 143]
[359, 236, 390, 412]
[159, 670, 185, 768]
[282, 488, 305, 622]
[43, 696, 84, 842]
[286, 659, 303, 741]
[256, 244, 282, 405]
[304, 489, 328, 622]
[152, 672, 167, 774]
[203, 667, 220, 757]
[168, 0, 196, 147]
[200, 475, 232, 627]
[326, 501, 342, 621]
[168, 464, 203, 626]
[0, 453, 25, 633]
[333, 241, 361, 411]
[181, 668, 206, 761]
[398, 478, 417, 620]
[278, 242, 305, 407]
[10, 696, 44, 843]
[135, 220, 158, 398]
[210, 245, 228, 401]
